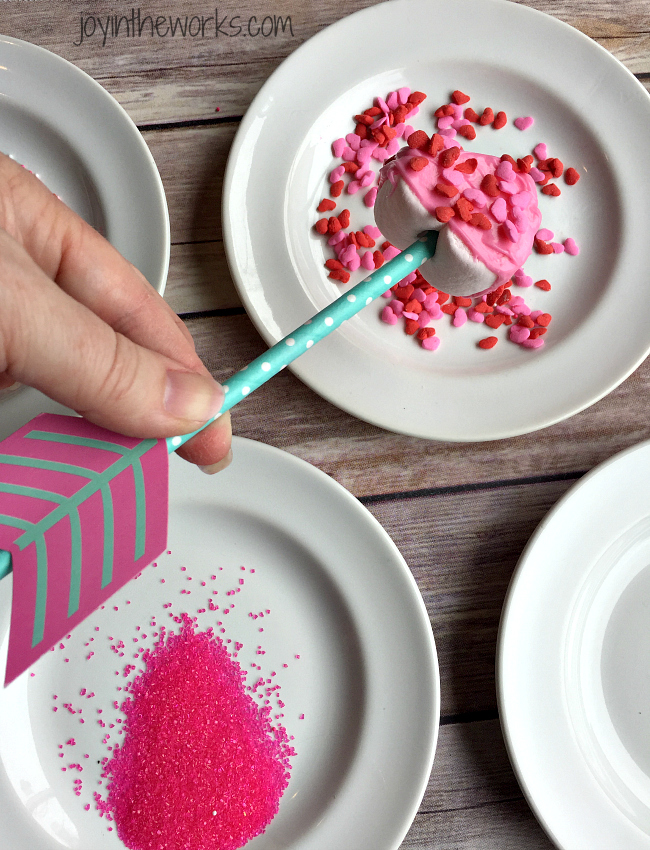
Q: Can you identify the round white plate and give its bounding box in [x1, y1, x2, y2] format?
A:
[498, 440, 650, 849]
[0, 35, 170, 426]
[223, 0, 650, 441]
[0, 438, 439, 850]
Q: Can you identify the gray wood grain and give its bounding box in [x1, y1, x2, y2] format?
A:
[403, 719, 554, 848]
[1, 3, 647, 847]
[0, 0, 647, 124]
[185, 313, 650, 498]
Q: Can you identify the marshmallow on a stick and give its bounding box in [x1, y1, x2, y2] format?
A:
[374, 140, 541, 296]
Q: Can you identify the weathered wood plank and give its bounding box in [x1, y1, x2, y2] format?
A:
[404, 799, 553, 849]
[366, 479, 574, 716]
[0, 1, 647, 125]
[416, 740, 552, 850]
[402, 719, 554, 848]
[166, 241, 239, 314]
[144, 124, 236, 246]
[184, 313, 650, 498]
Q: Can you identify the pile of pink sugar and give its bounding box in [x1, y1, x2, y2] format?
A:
[103, 614, 294, 850]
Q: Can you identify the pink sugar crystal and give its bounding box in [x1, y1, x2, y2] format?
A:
[102, 614, 294, 850]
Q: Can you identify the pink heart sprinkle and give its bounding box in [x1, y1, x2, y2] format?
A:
[345, 133, 361, 151]
[422, 335, 441, 351]
[533, 142, 547, 160]
[564, 237, 580, 255]
[464, 188, 487, 208]
[514, 116, 534, 131]
[503, 220, 519, 243]
[509, 325, 530, 344]
[495, 161, 515, 181]
[332, 139, 345, 158]
[536, 228, 554, 241]
[381, 306, 398, 325]
[491, 197, 507, 222]
[361, 251, 375, 270]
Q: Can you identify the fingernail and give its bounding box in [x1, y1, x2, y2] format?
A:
[164, 371, 224, 423]
[199, 449, 233, 475]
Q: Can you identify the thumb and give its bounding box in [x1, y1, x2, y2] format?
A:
[0, 230, 223, 437]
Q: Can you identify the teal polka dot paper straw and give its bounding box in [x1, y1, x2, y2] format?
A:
[167, 230, 439, 452]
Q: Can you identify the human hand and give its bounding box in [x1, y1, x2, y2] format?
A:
[0, 151, 231, 473]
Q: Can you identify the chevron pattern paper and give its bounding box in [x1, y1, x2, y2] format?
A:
[0, 414, 169, 685]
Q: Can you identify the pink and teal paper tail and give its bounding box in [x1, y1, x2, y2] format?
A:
[0, 232, 438, 684]
[0, 414, 168, 684]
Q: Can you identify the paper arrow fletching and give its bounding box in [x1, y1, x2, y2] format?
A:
[0, 414, 169, 685]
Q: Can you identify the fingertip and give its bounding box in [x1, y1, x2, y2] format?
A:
[174, 410, 232, 469]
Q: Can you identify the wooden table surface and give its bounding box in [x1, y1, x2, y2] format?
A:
[3, 1, 649, 847]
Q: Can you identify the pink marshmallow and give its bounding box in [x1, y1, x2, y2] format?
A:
[511, 191, 533, 208]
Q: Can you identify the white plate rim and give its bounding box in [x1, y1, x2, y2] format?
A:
[497, 439, 650, 850]
[222, 0, 650, 442]
[0, 436, 440, 850]
[0, 33, 170, 293]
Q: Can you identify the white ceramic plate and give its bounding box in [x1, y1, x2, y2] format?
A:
[0, 438, 439, 850]
[498, 440, 650, 849]
[223, 0, 650, 441]
[0, 35, 170, 425]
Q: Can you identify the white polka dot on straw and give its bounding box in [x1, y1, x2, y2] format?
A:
[324, 317, 333, 326]
[261, 362, 271, 371]
[347, 294, 356, 302]
[242, 386, 251, 396]
[384, 275, 392, 284]
[286, 338, 295, 346]
[405, 253, 413, 262]
[306, 340, 314, 348]
[170, 436, 182, 447]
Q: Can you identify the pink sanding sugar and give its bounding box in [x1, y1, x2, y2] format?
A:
[102, 613, 294, 850]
